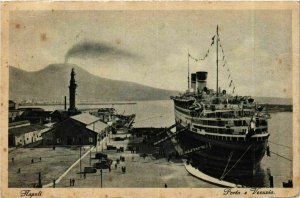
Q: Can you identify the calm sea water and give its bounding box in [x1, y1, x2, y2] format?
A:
[25, 100, 293, 187]
[260, 112, 293, 187]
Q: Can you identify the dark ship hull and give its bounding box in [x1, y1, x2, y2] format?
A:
[177, 124, 267, 177]
[174, 107, 269, 180]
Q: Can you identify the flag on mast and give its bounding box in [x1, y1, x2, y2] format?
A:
[211, 35, 215, 46]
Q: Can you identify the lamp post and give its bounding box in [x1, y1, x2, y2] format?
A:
[38, 172, 42, 188]
[89, 138, 93, 167]
[100, 169, 103, 188]
[79, 146, 82, 178]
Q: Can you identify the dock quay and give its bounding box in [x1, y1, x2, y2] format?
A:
[8, 127, 216, 188]
[8, 123, 291, 188]
[53, 127, 216, 188]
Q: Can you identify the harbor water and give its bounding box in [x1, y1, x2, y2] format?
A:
[24, 100, 293, 187]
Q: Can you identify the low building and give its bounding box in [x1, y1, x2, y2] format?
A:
[9, 100, 22, 122]
[17, 108, 52, 124]
[42, 113, 110, 146]
[9, 110, 22, 123]
[8, 123, 49, 147]
[9, 100, 19, 110]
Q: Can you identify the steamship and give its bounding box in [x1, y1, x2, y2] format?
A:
[172, 26, 270, 180]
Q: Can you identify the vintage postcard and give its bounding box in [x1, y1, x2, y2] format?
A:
[1, 1, 299, 198]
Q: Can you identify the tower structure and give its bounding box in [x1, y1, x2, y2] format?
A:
[68, 68, 77, 111]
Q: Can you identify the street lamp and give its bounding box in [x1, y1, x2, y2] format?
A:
[89, 137, 93, 166]
[38, 172, 42, 188]
[100, 169, 103, 188]
[79, 146, 82, 178]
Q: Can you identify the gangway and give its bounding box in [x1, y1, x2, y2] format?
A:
[155, 123, 178, 136]
[153, 128, 184, 146]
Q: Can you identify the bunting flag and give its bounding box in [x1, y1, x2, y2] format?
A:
[189, 33, 216, 62]
[218, 35, 238, 95]
[190, 33, 238, 95]
[189, 55, 199, 62]
[189, 46, 211, 61]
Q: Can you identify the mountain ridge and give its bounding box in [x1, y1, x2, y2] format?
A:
[9, 64, 179, 102]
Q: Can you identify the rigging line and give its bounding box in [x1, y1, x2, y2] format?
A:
[268, 141, 292, 149]
[220, 151, 233, 180]
[270, 151, 292, 162]
[216, 31, 237, 93]
[221, 145, 252, 179]
[189, 34, 216, 62]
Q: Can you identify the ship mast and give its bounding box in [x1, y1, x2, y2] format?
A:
[216, 25, 219, 97]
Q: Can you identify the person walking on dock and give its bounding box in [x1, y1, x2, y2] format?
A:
[72, 178, 75, 186]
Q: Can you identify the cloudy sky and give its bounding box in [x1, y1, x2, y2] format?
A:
[9, 10, 292, 98]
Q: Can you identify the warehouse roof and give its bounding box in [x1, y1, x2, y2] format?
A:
[9, 120, 30, 128]
[86, 121, 108, 133]
[9, 125, 48, 136]
[71, 113, 100, 125]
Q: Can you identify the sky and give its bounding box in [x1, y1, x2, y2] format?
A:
[9, 10, 292, 98]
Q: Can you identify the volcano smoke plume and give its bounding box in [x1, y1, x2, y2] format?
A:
[65, 41, 137, 63]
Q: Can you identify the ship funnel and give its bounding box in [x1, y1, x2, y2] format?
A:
[191, 73, 196, 92]
[196, 71, 208, 93]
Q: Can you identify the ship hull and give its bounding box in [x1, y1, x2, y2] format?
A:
[177, 127, 267, 176]
[174, 109, 268, 180]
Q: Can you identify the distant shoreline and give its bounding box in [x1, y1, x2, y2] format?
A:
[261, 104, 293, 112]
[18, 102, 293, 113]
[19, 102, 138, 106]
